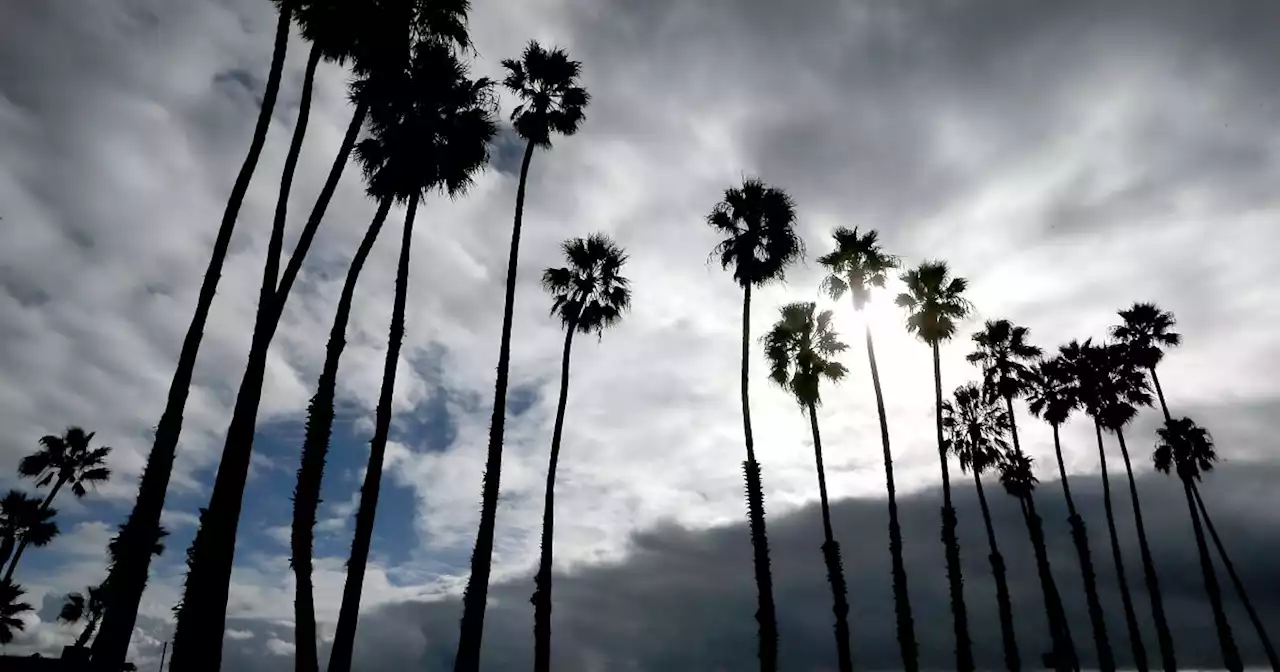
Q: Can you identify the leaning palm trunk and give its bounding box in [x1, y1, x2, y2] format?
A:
[91, 10, 292, 666]
[1113, 430, 1175, 672]
[933, 343, 974, 672]
[291, 196, 392, 672]
[1181, 480, 1242, 671]
[1051, 424, 1113, 672]
[1192, 485, 1277, 669]
[328, 195, 420, 672]
[864, 326, 918, 671]
[532, 318, 577, 672]
[74, 612, 102, 649]
[4, 477, 63, 582]
[456, 139, 537, 672]
[807, 404, 853, 672]
[1021, 494, 1077, 671]
[1093, 423, 1147, 671]
[974, 468, 1019, 671]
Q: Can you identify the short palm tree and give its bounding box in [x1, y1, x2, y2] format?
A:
[966, 319, 1042, 466]
[59, 585, 106, 649]
[895, 260, 974, 672]
[531, 234, 630, 672]
[1110, 303, 1180, 422]
[817, 227, 917, 671]
[8, 428, 109, 581]
[0, 580, 33, 646]
[1027, 355, 1113, 672]
[0, 491, 59, 578]
[998, 451, 1078, 671]
[1154, 419, 1243, 671]
[763, 302, 854, 672]
[943, 383, 1018, 672]
[703, 178, 803, 672]
[456, 42, 589, 672]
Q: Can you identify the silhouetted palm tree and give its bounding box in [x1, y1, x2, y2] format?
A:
[532, 234, 631, 672]
[455, 41, 589, 672]
[59, 585, 106, 649]
[818, 227, 917, 671]
[1027, 355, 1113, 672]
[8, 428, 109, 581]
[967, 319, 1041, 472]
[1110, 303, 1180, 423]
[998, 450, 1078, 671]
[896, 260, 973, 672]
[943, 383, 1018, 672]
[764, 302, 853, 672]
[703, 178, 803, 672]
[0, 491, 58, 578]
[0, 581, 32, 645]
[1154, 419, 1243, 671]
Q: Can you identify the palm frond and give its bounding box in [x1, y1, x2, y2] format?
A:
[762, 302, 847, 407]
[542, 233, 631, 337]
[706, 178, 804, 289]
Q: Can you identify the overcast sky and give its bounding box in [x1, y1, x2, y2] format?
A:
[1, 0, 1278, 669]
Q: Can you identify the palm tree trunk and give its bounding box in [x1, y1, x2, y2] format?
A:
[1149, 367, 1171, 423]
[532, 322, 577, 672]
[3, 476, 64, 582]
[933, 342, 973, 672]
[0, 537, 13, 571]
[1093, 422, 1147, 672]
[864, 325, 917, 672]
[455, 139, 537, 672]
[1052, 424, 1113, 672]
[291, 196, 392, 672]
[974, 469, 1019, 671]
[1113, 429, 1175, 671]
[328, 194, 420, 672]
[808, 403, 853, 672]
[1192, 485, 1277, 669]
[1182, 479, 1242, 671]
[75, 613, 101, 648]
[1022, 494, 1078, 671]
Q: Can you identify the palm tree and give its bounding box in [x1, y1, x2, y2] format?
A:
[1027, 355, 1113, 672]
[943, 383, 1018, 672]
[1110, 303, 1180, 423]
[966, 319, 1042, 475]
[0, 491, 59, 577]
[817, 227, 917, 671]
[895, 260, 974, 672]
[763, 302, 854, 672]
[59, 585, 106, 649]
[8, 428, 109, 581]
[1066, 340, 1151, 671]
[531, 234, 631, 672]
[0, 581, 33, 645]
[1154, 419, 1243, 671]
[702, 178, 803, 672]
[998, 450, 1078, 671]
[455, 41, 589, 672]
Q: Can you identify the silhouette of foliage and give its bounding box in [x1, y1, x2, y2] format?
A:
[0, 580, 33, 645]
[1, 491, 58, 578]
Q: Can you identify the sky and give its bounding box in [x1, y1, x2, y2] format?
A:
[1, 0, 1278, 669]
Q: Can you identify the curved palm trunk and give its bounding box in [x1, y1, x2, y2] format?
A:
[1112, 429, 1175, 671]
[974, 469, 1019, 671]
[0, 537, 13, 571]
[328, 195, 420, 672]
[864, 325, 918, 671]
[807, 404, 853, 672]
[1051, 424, 1113, 672]
[1192, 485, 1278, 669]
[739, 285, 778, 672]
[74, 613, 101, 648]
[291, 196, 392, 672]
[1180, 480, 1242, 671]
[1093, 422, 1147, 672]
[531, 322, 576, 672]
[1149, 367, 1172, 423]
[933, 343, 973, 672]
[3, 477, 64, 582]
[455, 139, 538, 672]
[1022, 494, 1078, 671]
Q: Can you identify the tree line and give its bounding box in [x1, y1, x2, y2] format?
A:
[0, 0, 1274, 671]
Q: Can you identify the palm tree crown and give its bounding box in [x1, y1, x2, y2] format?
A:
[942, 383, 1009, 476]
[19, 427, 111, 499]
[708, 179, 804, 289]
[1071, 341, 1152, 430]
[1110, 302, 1181, 370]
[542, 234, 631, 336]
[58, 585, 105, 626]
[0, 491, 58, 551]
[1026, 356, 1079, 427]
[503, 40, 589, 147]
[817, 227, 899, 310]
[0, 581, 33, 645]
[763, 302, 849, 407]
[1154, 417, 1217, 482]
[895, 261, 971, 345]
[998, 451, 1038, 500]
[967, 319, 1043, 401]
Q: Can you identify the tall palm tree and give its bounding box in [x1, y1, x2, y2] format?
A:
[0, 581, 33, 646]
[1027, 355, 1113, 672]
[0, 491, 59, 577]
[1154, 419, 1243, 671]
[702, 178, 803, 672]
[8, 428, 109, 581]
[763, 302, 854, 672]
[1110, 303, 1180, 423]
[59, 585, 106, 649]
[531, 234, 631, 672]
[895, 260, 974, 672]
[455, 41, 589, 672]
[1065, 340, 1150, 671]
[943, 383, 1018, 672]
[966, 319, 1041, 474]
[817, 227, 917, 670]
[998, 450, 1078, 671]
